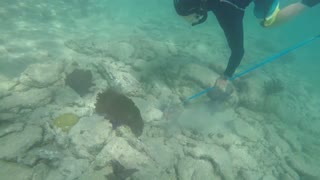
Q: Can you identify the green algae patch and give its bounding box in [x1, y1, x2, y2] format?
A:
[53, 113, 79, 132]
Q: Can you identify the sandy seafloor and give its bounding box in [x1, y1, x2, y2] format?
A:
[0, 0, 320, 179]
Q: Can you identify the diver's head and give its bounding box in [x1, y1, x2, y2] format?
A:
[174, 0, 208, 26]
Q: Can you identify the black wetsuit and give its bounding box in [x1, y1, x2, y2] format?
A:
[207, 0, 252, 78]
[302, 0, 320, 7]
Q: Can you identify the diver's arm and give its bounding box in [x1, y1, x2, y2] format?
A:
[216, 12, 245, 78]
[223, 30, 244, 78]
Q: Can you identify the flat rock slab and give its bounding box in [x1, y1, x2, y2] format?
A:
[69, 115, 113, 158]
[286, 154, 320, 179]
[0, 88, 52, 112]
[0, 160, 33, 180]
[0, 125, 43, 160]
[0, 122, 24, 137]
[176, 156, 222, 180]
[20, 63, 63, 88]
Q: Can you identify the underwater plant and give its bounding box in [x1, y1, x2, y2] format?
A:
[65, 69, 94, 96]
[53, 113, 79, 132]
[263, 78, 284, 96]
[95, 89, 144, 137]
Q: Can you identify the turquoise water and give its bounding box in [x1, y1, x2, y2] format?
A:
[0, 0, 319, 179]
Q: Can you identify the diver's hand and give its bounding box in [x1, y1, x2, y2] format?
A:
[214, 76, 230, 92]
[208, 76, 234, 100]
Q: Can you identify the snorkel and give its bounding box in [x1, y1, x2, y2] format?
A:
[174, 0, 208, 26]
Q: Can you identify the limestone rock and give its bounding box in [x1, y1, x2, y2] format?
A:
[280, 128, 302, 152]
[32, 163, 50, 180]
[237, 169, 263, 180]
[286, 153, 320, 179]
[264, 125, 292, 155]
[182, 63, 219, 88]
[20, 63, 63, 88]
[0, 88, 52, 112]
[0, 125, 43, 160]
[131, 166, 175, 180]
[0, 75, 17, 98]
[238, 76, 266, 111]
[132, 97, 163, 123]
[231, 119, 264, 142]
[109, 42, 135, 61]
[184, 144, 233, 180]
[59, 157, 89, 180]
[229, 145, 259, 171]
[69, 115, 113, 159]
[0, 160, 33, 180]
[0, 112, 20, 121]
[46, 157, 89, 180]
[79, 166, 111, 180]
[0, 122, 24, 137]
[20, 145, 63, 167]
[264, 93, 305, 124]
[176, 157, 221, 180]
[95, 137, 151, 169]
[53, 87, 82, 106]
[100, 62, 143, 97]
[142, 138, 179, 168]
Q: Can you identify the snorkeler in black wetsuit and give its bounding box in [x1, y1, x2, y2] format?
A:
[174, 0, 251, 79]
[173, 0, 277, 99]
